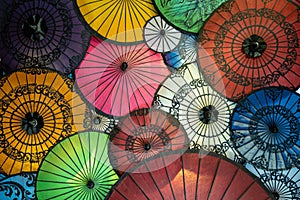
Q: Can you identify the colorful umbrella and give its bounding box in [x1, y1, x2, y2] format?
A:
[153, 0, 227, 33]
[197, 0, 300, 101]
[109, 108, 189, 173]
[163, 33, 198, 69]
[0, 68, 75, 175]
[230, 87, 300, 170]
[106, 149, 273, 199]
[0, 0, 90, 74]
[0, 173, 36, 200]
[153, 63, 237, 159]
[36, 131, 119, 200]
[75, 36, 170, 117]
[246, 164, 300, 199]
[74, 0, 157, 43]
[144, 16, 182, 53]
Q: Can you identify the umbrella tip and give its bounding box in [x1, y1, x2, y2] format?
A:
[144, 143, 151, 151]
[121, 62, 129, 71]
[86, 180, 95, 189]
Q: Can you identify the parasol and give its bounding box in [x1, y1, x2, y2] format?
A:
[230, 87, 300, 170]
[106, 149, 273, 199]
[246, 164, 300, 199]
[109, 108, 189, 173]
[153, 63, 237, 159]
[75, 36, 170, 117]
[74, 0, 157, 43]
[0, 0, 90, 74]
[144, 16, 182, 53]
[153, 0, 227, 33]
[0, 173, 36, 200]
[0, 68, 75, 175]
[163, 33, 198, 69]
[197, 0, 300, 101]
[36, 131, 119, 200]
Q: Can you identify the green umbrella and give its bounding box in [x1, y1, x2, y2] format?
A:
[36, 131, 118, 199]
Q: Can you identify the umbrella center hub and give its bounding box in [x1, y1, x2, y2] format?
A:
[160, 29, 166, 36]
[86, 180, 95, 189]
[242, 34, 267, 58]
[121, 62, 128, 71]
[93, 116, 102, 125]
[272, 191, 280, 199]
[144, 143, 151, 151]
[199, 105, 219, 124]
[269, 124, 279, 134]
[21, 112, 44, 134]
[22, 14, 48, 42]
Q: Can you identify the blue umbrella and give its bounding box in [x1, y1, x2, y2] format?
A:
[230, 87, 300, 170]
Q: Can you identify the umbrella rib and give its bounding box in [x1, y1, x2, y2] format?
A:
[220, 168, 239, 199]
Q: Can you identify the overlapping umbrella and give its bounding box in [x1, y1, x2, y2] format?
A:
[0, 0, 90, 74]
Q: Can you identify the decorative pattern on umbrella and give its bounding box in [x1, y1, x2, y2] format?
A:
[153, 63, 237, 159]
[36, 131, 119, 200]
[163, 34, 198, 69]
[75, 36, 170, 117]
[106, 149, 273, 199]
[246, 164, 300, 200]
[75, 0, 157, 43]
[144, 16, 182, 53]
[230, 87, 300, 170]
[0, 68, 74, 175]
[0, 173, 36, 200]
[153, 0, 227, 33]
[197, 0, 300, 101]
[109, 108, 189, 173]
[0, 0, 90, 74]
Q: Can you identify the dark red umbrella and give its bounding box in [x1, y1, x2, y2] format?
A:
[197, 0, 300, 101]
[106, 149, 274, 199]
[109, 108, 189, 174]
[75, 36, 170, 117]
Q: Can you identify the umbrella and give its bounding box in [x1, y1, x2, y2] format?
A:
[144, 16, 182, 53]
[163, 33, 198, 69]
[0, 68, 75, 175]
[36, 131, 119, 200]
[75, 36, 170, 117]
[153, 62, 237, 159]
[0, 172, 36, 200]
[0, 0, 90, 74]
[230, 87, 300, 170]
[74, 0, 157, 43]
[197, 0, 300, 101]
[106, 149, 274, 199]
[109, 108, 189, 173]
[246, 164, 300, 199]
[153, 0, 227, 33]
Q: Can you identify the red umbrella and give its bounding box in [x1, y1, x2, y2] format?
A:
[75, 36, 170, 117]
[109, 108, 189, 174]
[106, 149, 274, 199]
[197, 0, 300, 101]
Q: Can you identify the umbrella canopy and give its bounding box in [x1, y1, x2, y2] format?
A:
[246, 164, 300, 199]
[0, 0, 90, 74]
[0, 68, 75, 175]
[36, 131, 119, 200]
[163, 34, 198, 69]
[153, 63, 237, 159]
[230, 87, 300, 170]
[109, 108, 189, 173]
[75, 36, 170, 117]
[153, 0, 227, 33]
[74, 0, 157, 43]
[106, 149, 273, 199]
[0, 173, 36, 200]
[144, 16, 182, 53]
[197, 0, 300, 101]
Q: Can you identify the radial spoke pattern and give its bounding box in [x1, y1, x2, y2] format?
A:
[107, 150, 273, 199]
[0, 0, 90, 74]
[36, 131, 119, 200]
[75, 36, 170, 117]
[75, 0, 157, 43]
[198, 0, 300, 101]
[230, 87, 300, 170]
